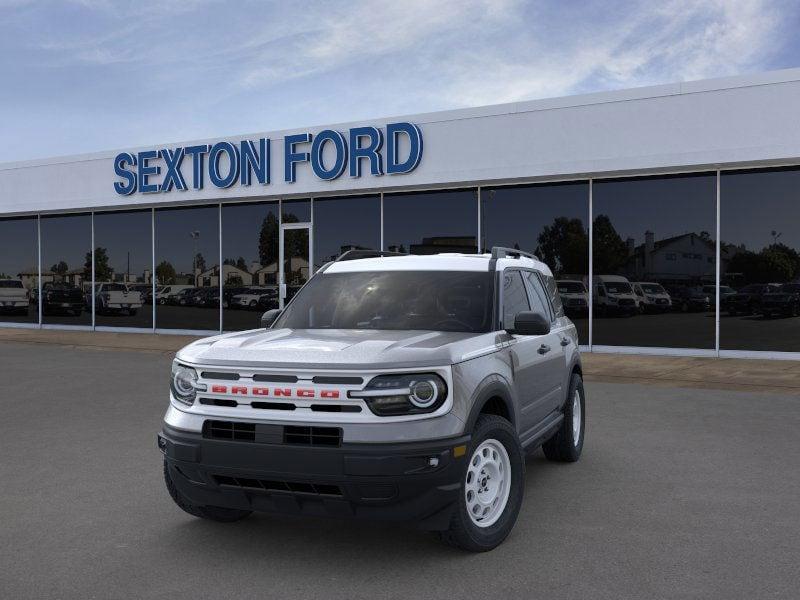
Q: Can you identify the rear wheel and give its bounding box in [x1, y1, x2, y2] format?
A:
[438, 415, 524, 552]
[163, 460, 251, 523]
[543, 373, 585, 462]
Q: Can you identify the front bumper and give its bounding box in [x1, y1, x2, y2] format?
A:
[159, 424, 470, 530]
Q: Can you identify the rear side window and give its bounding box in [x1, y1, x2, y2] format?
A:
[541, 274, 565, 319]
[522, 271, 552, 321]
[501, 271, 530, 329]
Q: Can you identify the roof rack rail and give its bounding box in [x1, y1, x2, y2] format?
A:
[334, 249, 408, 262]
[490, 246, 539, 261]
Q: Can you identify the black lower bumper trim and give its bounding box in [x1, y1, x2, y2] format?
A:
[159, 424, 470, 530]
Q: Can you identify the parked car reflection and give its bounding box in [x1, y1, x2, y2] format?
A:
[38, 282, 84, 316]
[632, 282, 672, 313]
[556, 280, 588, 316]
[0, 279, 30, 315]
[759, 283, 800, 318]
[667, 286, 711, 312]
[725, 283, 780, 316]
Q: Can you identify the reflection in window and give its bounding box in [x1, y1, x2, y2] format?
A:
[221, 202, 279, 331]
[93, 210, 152, 329]
[592, 174, 716, 349]
[502, 271, 530, 328]
[313, 195, 380, 270]
[155, 205, 219, 331]
[282, 199, 311, 223]
[481, 182, 589, 342]
[383, 190, 477, 255]
[40, 214, 92, 326]
[0, 217, 39, 324]
[721, 168, 800, 352]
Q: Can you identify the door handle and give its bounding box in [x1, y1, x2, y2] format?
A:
[560, 337, 570, 347]
[538, 344, 551, 355]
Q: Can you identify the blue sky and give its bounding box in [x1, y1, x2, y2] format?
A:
[1, 0, 799, 162]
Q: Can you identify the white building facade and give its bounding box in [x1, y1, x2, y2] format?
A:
[2, 69, 800, 358]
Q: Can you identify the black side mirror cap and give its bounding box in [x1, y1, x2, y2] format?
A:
[260, 308, 282, 329]
[508, 311, 551, 336]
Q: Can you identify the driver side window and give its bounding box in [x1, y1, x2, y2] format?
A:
[502, 270, 531, 329]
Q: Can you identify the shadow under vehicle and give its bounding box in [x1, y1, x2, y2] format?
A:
[0, 279, 30, 315]
[759, 283, 800, 318]
[39, 282, 84, 316]
[666, 286, 711, 313]
[725, 283, 781, 316]
[556, 280, 588, 316]
[593, 275, 638, 316]
[631, 282, 672, 313]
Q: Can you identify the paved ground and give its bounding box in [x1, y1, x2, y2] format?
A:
[1, 342, 798, 600]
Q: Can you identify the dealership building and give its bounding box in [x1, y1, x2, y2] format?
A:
[1, 68, 800, 359]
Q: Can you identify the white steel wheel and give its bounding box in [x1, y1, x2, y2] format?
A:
[464, 439, 511, 528]
[572, 388, 582, 447]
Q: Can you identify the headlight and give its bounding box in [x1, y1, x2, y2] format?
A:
[170, 362, 205, 405]
[349, 373, 447, 416]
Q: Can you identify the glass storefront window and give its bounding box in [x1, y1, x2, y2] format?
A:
[0, 217, 39, 324]
[282, 199, 310, 223]
[93, 210, 153, 329]
[154, 205, 219, 331]
[721, 168, 800, 352]
[221, 201, 279, 331]
[40, 214, 92, 326]
[592, 174, 717, 349]
[312, 195, 380, 270]
[481, 182, 589, 343]
[383, 189, 478, 254]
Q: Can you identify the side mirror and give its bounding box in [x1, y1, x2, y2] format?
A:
[260, 308, 282, 329]
[509, 311, 550, 336]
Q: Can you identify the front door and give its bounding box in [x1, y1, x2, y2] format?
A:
[279, 223, 311, 309]
[501, 270, 563, 439]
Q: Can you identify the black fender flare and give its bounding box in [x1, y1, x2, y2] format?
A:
[463, 375, 517, 433]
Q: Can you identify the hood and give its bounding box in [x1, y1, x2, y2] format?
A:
[176, 328, 503, 370]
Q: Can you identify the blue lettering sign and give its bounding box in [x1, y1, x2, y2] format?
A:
[113, 124, 421, 194]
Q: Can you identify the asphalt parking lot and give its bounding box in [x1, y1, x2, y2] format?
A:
[1, 342, 799, 599]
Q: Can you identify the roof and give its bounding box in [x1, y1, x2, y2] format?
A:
[324, 252, 550, 274]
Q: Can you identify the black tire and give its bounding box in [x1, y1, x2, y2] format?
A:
[438, 415, 525, 552]
[543, 373, 585, 463]
[163, 460, 251, 523]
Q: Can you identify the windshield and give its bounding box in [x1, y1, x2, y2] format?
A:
[274, 270, 494, 332]
[0, 280, 23, 288]
[640, 284, 665, 294]
[102, 283, 127, 291]
[719, 286, 734, 294]
[558, 282, 585, 294]
[605, 282, 632, 294]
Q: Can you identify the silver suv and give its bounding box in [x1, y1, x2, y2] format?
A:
[158, 248, 585, 551]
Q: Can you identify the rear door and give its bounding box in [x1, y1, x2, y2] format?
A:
[501, 269, 561, 438]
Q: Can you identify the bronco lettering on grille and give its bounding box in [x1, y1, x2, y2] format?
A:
[208, 385, 341, 399]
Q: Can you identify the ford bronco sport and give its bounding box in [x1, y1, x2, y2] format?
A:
[159, 248, 585, 551]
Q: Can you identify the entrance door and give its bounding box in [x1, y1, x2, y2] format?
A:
[279, 223, 311, 309]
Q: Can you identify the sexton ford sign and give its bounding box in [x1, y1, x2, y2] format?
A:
[112, 122, 423, 195]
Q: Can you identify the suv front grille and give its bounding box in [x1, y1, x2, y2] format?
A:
[203, 420, 343, 447]
[205, 420, 255, 441]
[284, 425, 342, 447]
[213, 475, 343, 497]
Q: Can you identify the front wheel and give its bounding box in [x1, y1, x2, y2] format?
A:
[439, 415, 524, 552]
[543, 373, 585, 462]
[163, 460, 251, 523]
